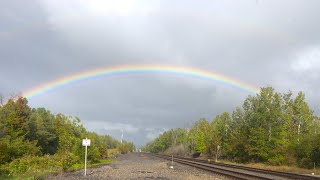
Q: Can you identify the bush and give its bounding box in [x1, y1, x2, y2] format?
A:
[88, 147, 100, 163]
[108, 148, 120, 158]
[118, 144, 129, 154]
[268, 154, 286, 166]
[3, 155, 60, 179]
[58, 152, 79, 171]
[0, 137, 40, 164]
[298, 158, 314, 169]
[0, 166, 10, 179]
[164, 144, 187, 156]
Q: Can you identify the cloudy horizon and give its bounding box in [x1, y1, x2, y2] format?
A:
[1, 0, 320, 146]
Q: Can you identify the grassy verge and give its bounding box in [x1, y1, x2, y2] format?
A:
[69, 159, 113, 171]
[210, 159, 319, 175]
[0, 157, 113, 180]
[243, 163, 319, 175]
[0, 148, 122, 179]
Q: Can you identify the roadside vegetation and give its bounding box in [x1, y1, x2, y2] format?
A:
[0, 96, 135, 179]
[143, 87, 320, 170]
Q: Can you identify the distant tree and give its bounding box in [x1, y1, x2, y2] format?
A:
[0, 94, 4, 106]
[143, 87, 320, 168]
[209, 112, 232, 159]
[188, 119, 209, 154]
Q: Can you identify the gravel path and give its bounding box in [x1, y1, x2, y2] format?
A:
[48, 153, 229, 180]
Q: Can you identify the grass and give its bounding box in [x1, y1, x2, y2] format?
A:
[196, 155, 320, 175]
[70, 159, 113, 171]
[67, 148, 120, 172]
[0, 148, 122, 179]
[0, 158, 113, 180]
[211, 159, 319, 175]
[243, 163, 319, 175]
[0, 155, 62, 180]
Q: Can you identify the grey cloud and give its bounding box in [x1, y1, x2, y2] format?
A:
[1, 0, 320, 146]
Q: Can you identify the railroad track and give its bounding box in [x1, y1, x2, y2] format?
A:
[147, 153, 318, 180]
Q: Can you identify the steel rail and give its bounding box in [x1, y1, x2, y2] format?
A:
[176, 156, 317, 180]
[148, 153, 318, 180]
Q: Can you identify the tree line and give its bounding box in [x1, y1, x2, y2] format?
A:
[0, 96, 135, 178]
[143, 87, 320, 168]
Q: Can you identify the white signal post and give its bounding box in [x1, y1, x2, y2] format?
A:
[82, 138, 91, 176]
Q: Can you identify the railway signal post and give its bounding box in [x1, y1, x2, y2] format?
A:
[82, 138, 91, 176]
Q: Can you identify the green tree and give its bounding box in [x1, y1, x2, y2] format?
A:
[0, 97, 31, 138]
[26, 108, 58, 155]
[0, 97, 40, 164]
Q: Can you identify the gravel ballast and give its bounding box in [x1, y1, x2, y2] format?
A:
[48, 153, 229, 180]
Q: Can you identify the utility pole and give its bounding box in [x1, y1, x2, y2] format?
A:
[269, 124, 272, 141]
[298, 123, 301, 142]
[121, 129, 124, 143]
[215, 145, 220, 162]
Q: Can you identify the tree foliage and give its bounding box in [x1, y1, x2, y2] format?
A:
[0, 96, 135, 178]
[144, 87, 320, 168]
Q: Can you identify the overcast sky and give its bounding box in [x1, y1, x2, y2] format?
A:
[1, 0, 320, 146]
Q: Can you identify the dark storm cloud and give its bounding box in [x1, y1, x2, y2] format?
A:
[1, 0, 320, 146]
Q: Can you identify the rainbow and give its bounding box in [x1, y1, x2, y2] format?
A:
[23, 65, 259, 99]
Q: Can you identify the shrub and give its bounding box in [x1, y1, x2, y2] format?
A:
[88, 147, 100, 163]
[108, 148, 120, 158]
[118, 144, 129, 154]
[0, 137, 40, 165]
[298, 158, 314, 169]
[268, 154, 286, 166]
[3, 155, 60, 179]
[58, 152, 79, 171]
[164, 144, 187, 156]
